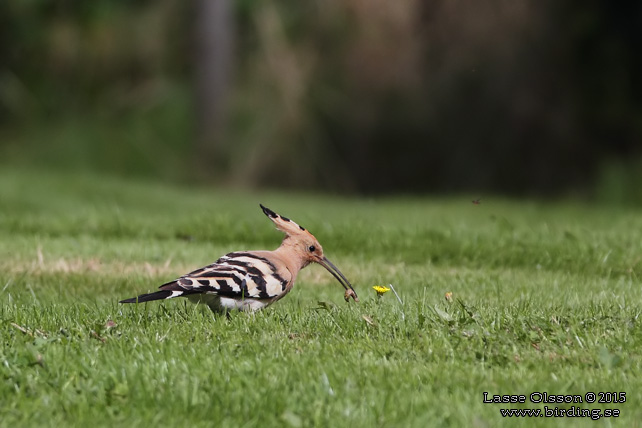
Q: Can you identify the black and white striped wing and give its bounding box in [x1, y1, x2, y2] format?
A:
[160, 252, 290, 300]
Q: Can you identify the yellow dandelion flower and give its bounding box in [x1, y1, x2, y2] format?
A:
[373, 285, 391, 296]
[445, 292, 453, 302]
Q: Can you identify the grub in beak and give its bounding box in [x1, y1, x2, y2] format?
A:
[317, 257, 359, 302]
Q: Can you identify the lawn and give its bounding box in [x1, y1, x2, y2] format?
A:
[1, 168, 641, 427]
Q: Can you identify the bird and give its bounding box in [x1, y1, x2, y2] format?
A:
[120, 204, 359, 313]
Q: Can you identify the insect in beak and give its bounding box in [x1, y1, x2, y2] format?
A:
[317, 257, 359, 302]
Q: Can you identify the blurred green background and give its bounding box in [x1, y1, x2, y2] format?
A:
[1, 0, 640, 200]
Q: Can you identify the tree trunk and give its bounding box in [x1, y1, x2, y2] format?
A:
[194, 0, 234, 178]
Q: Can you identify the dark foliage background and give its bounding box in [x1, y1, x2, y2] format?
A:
[0, 0, 640, 200]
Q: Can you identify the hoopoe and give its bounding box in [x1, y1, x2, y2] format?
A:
[120, 204, 358, 313]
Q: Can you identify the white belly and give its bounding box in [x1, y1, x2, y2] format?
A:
[219, 297, 269, 312]
[187, 294, 269, 313]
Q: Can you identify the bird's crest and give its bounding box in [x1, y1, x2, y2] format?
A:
[260, 204, 310, 237]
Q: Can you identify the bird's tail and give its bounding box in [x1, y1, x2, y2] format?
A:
[119, 290, 177, 304]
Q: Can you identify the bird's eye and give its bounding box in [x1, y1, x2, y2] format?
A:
[308, 245, 316, 252]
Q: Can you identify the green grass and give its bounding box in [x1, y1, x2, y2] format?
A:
[1, 168, 641, 427]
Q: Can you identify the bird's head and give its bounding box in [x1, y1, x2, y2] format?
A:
[260, 204, 359, 302]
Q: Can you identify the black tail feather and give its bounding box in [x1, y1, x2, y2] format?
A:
[119, 290, 175, 304]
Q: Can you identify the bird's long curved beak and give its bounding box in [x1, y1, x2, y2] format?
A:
[318, 257, 359, 302]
